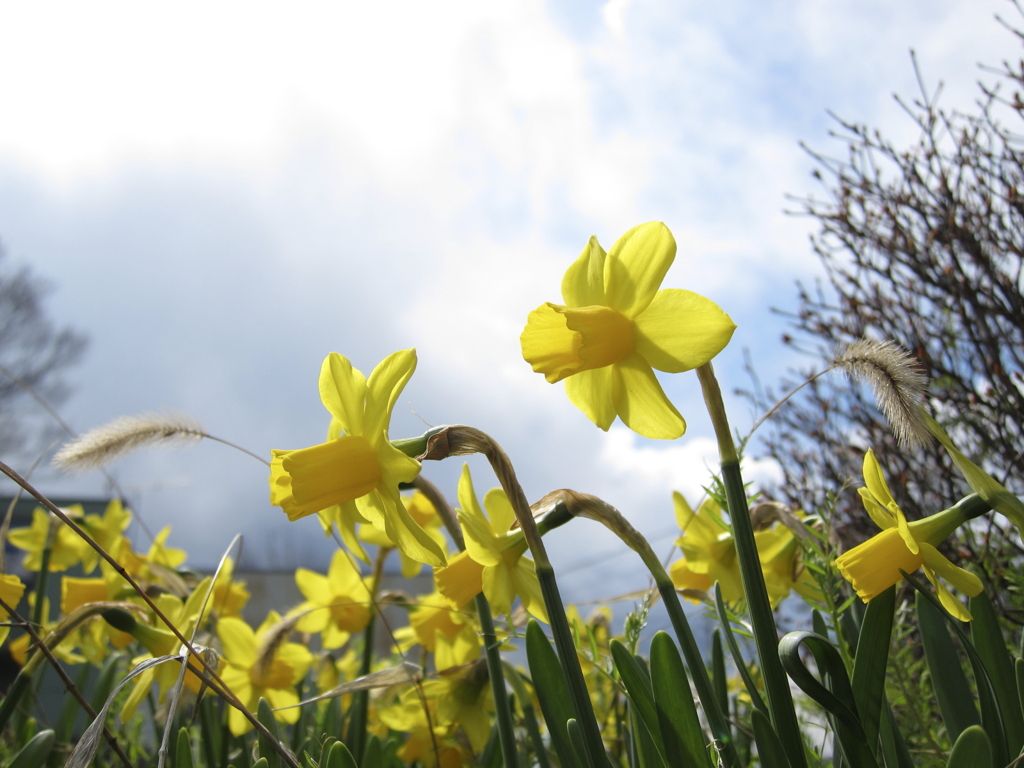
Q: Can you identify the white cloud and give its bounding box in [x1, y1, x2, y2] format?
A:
[598, 428, 782, 504]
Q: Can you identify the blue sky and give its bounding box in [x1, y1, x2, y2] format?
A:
[0, 0, 1015, 608]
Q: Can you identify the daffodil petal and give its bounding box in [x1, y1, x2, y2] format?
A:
[457, 464, 486, 520]
[381, 484, 447, 567]
[672, 491, 695, 530]
[857, 488, 895, 530]
[603, 221, 676, 317]
[482, 564, 515, 617]
[513, 557, 549, 623]
[459, 511, 502, 568]
[920, 543, 983, 597]
[923, 566, 973, 622]
[611, 353, 685, 439]
[295, 569, 331, 605]
[364, 349, 417, 439]
[561, 235, 607, 307]
[434, 551, 485, 608]
[217, 617, 258, 668]
[893, 504, 919, 555]
[483, 488, 516, 534]
[633, 289, 736, 372]
[327, 549, 364, 591]
[265, 689, 301, 724]
[862, 450, 896, 510]
[319, 353, 366, 435]
[564, 366, 616, 430]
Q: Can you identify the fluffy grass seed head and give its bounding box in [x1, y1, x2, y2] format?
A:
[832, 339, 930, 449]
[53, 413, 206, 471]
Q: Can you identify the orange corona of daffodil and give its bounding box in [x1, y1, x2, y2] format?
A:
[269, 350, 446, 567]
[835, 449, 983, 621]
[434, 465, 548, 623]
[521, 222, 736, 439]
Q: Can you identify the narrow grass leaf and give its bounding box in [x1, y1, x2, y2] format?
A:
[65, 654, 180, 768]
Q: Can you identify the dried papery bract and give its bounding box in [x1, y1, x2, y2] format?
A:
[53, 413, 207, 471]
[832, 339, 930, 449]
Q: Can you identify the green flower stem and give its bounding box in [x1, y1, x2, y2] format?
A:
[476, 593, 520, 768]
[346, 544, 389, 760]
[536, 565, 609, 768]
[31, 515, 56, 627]
[696, 363, 807, 768]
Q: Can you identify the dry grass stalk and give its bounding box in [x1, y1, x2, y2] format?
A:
[832, 339, 930, 449]
[52, 413, 207, 471]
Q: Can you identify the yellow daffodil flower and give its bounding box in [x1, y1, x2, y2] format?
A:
[79, 499, 132, 574]
[379, 689, 472, 767]
[7, 507, 90, 572]
[669, 494, 744, 601]
[218, 610, 313, 735]
[394, 590, 479, 656]
[291, 549, 371, 649]
[421, 632, 493, 752]
[434, 465, 548, 623]
[0, 573, 26, 646]
[359, 492, 448, 578]
[521, 221, 736, 439]
[669, 493, 812, 607]
[835, 449, 982, 621]
[270, 350, 446, 567]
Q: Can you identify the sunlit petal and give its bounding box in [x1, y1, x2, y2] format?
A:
[634, 289, 735, 372]
[611, 353, 685, 439]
